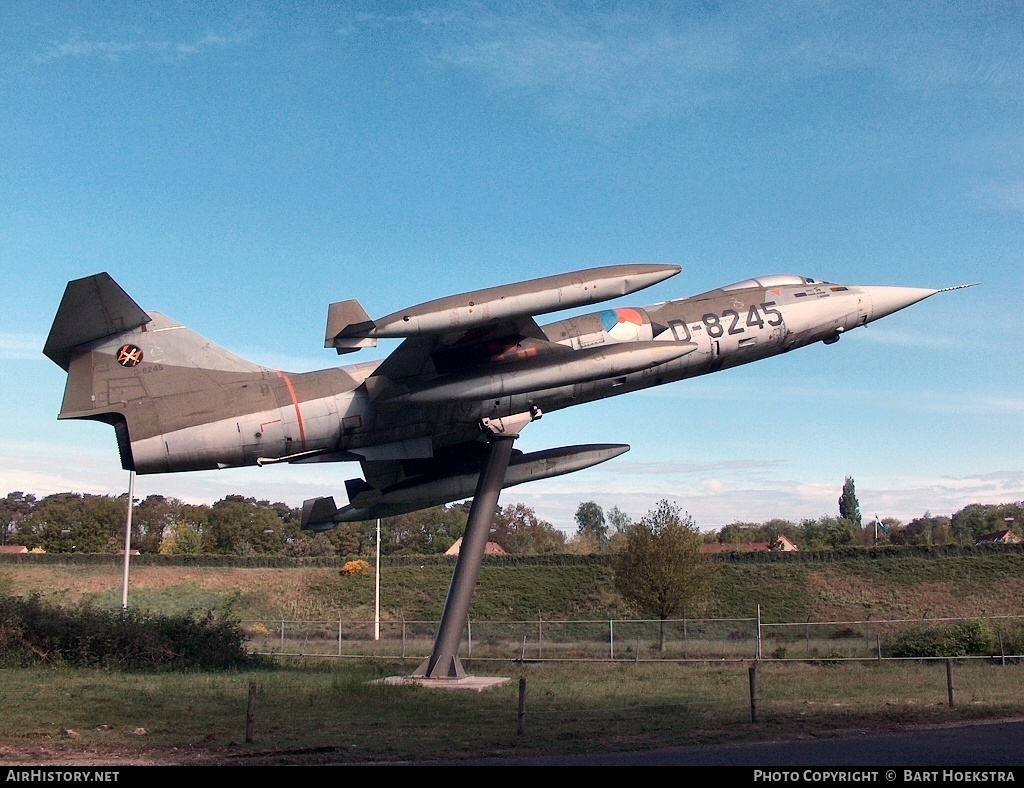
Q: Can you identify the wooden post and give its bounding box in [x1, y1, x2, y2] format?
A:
[517, 678, 527, 735]
[946, 658, 955, 708]
[749, 663, 759, 723]
[246, 682, 257, 743]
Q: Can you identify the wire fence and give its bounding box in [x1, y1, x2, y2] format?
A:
[243, 611, 1024, 664]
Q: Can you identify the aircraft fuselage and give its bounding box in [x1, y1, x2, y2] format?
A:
[110, 274, 932, 474]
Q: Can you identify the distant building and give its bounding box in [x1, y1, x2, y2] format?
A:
[0, 545, 28, 554]
[701, 535, 799, 554]
[444, 537, 507, 556]
[976, 530, 1022, 546]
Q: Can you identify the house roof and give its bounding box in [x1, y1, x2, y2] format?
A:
[444, 537, 507, 556]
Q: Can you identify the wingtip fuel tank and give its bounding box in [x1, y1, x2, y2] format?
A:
[326, 263, 681, 351]
[301, 443, 631, 527]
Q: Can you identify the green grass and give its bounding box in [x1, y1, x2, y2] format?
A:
[1, 659, 1022, 764]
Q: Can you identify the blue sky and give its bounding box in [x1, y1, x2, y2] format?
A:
[2, 2, 1022, 534]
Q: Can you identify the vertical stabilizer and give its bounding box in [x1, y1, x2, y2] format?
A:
[43, 273, 151, 371]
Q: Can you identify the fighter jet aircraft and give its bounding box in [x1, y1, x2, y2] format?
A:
[45, 264, 970, 679]
[44, 265, 968, 529]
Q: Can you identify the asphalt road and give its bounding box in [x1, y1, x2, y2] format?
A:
[434, 719, 1024, 767]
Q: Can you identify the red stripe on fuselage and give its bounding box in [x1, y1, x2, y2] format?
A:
[277, 371, 307, 450]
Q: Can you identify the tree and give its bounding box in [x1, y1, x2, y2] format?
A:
[613, 500, 713, 652]
[838, 477, 862, 527]
[0, 492, 36, 545]
[797, 515, 855, 550]
[574, 501, 608, 547]
[490, 503, 565, 554]
[16, 493, 125, 553]
[203, 496, 289, 555]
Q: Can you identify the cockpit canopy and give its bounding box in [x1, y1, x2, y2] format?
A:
[722, 274, 826, 291]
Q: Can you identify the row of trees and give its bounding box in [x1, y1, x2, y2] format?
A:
[0, 492, 567, 557]
[3, 482, 1022, 558]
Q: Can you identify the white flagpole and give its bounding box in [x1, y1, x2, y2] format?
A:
[374, 518, 381, 641]
[121, 471, 135, 610]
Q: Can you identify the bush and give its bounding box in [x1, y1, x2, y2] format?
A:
[885, 620, 996, 658]
[0, 594, 258, 669]
[342, 559, 371, 576]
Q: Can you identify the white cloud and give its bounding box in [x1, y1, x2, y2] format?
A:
[0, 333, 46, 361]
[973, 180, 1024, 212]
[34, 30, 244, 63]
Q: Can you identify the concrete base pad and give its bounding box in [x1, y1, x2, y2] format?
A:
[374, 675, 512, 692]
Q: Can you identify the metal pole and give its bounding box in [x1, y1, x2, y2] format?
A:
[756, 604, 762, 659]
[413, 434, 517, 678]
[374, 518, 381, 641]
[120, 471, 135, 610]
[610, 618, 614, 660]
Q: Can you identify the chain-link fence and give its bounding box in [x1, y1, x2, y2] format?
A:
[244, 613, 1024, 663]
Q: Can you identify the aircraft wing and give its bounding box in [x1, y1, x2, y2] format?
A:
[327, 263, 683, 398]
[370, 315, 555, 384]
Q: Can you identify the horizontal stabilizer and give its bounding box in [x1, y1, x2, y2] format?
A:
[44, 273, 151, 370]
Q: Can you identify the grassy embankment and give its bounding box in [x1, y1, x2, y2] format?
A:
[3, 552, 1024, 624]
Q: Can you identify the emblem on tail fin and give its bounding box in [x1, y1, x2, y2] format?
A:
[116, 345, 143, 367]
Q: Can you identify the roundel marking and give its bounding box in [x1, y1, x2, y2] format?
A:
[599, 308, 644, 341]
[116, 344, 144, 367]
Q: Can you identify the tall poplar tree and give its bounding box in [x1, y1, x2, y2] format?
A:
[838, 476, 862, 527]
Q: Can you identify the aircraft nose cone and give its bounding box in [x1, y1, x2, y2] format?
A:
[864, 286, 938, 322]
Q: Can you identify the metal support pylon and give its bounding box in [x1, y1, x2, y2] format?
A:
[413, 408, 539, 679]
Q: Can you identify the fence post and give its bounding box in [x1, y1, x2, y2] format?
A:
[280, 618, 285, 652]
[538, 611, 543, 659]
[749, 663, 759, 723]
[468, 616, 472, 659]
[246, 681, 257, 743]
[402, 615, 407, 658]
[999, 632, 1006, 666]
[517, 678, 527, 735]
[946, 658, 955, 708]
[876, 634, 881, 662]
[610, 618, 614, 660]
[806, 616, 811, 657]
[338, 611, 342, 657]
